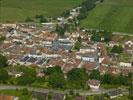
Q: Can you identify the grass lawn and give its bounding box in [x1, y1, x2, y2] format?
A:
[0, 0, 83, 22]
[80, 0, 133, 33]
[0, 89, 21, 97]
[0, 89, 32, 100]
[101, 84, 120, 89]
[118, 53, 132, 63]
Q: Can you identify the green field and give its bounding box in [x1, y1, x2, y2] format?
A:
[80, 0, 133, 33]
[0, 0, 83, 22]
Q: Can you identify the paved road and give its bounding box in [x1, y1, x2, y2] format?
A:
[0, 85, 128, 96]
[112, 32, 133, 36]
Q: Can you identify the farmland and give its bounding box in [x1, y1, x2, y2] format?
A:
[0, 0, 83, 22]
[80, 0, 133, 33]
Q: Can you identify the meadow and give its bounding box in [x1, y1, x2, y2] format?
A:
[0, 0, 83, 22]
[80, 0, 133, 33]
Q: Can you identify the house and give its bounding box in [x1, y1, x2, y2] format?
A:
[101, 57, 111, 67]
[107, 89, 123, 99]
[124, 41, 133, 54]
[0, 95, 18, 100]
[87, 79, 100, 90]
[125, 41, 133, 46]
[119, 62, 132, 67]
[98, 66, 108, 75]
[2, 24, 17, 28]
[78, 47, 96, 54]
[83, 62, 96, 71]
[32, 91, 48, 100]
[53, 93, 65, 100]
[74, 96, 86, 100]
[52, 38, 74, 52]
[76, 53, 97, 62]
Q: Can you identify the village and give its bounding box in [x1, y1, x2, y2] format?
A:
[0, 21, 133, 99]
[0, 21, 133, 74]
[0, 5, 133, 100]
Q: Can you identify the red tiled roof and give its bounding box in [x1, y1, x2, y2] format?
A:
[87, 79, 100, 86]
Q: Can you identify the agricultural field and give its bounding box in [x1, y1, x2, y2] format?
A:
[0, 0, 83, 22]
[80, 0, 133, 33]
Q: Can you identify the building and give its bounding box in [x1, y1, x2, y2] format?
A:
[53, 93, 65, 100]
[119, 62, 132, 67]
[107, 89, 123, 99]
[76, 53, 97, 62]
[0, 95, 18, 100]
[74, 96, 86, 100]
[87, 79, 100, 90]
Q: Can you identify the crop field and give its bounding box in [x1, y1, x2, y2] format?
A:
[80, 0, 133, 33]
[0, 0, 83, 22]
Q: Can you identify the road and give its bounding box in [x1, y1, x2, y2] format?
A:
[112, 32, 133, 36]
[0, 85, 128, 96]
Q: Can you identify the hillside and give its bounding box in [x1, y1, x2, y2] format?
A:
[80, 0, 133, 33]
[0, 0, 83, 22]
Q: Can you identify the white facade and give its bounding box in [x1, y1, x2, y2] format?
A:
[110, 94, 123, 99]
[76, 55, 96, 62]
[89, 84, 100, 89]
[119, 62, 132, 67]
[82, 57, 95, 62]
[79, 48, 95, 53]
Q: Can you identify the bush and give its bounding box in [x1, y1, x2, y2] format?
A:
[25, 17, 34, 22]
[0, 54, 8, 67]
[111, 45, 123, 54]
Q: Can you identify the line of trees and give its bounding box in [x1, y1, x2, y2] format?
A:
[25, 14, 48, 23]
[91, 30, 112, 42]
[0, 54, 132, 89]
[0, 64, 132, 90]
[77, 0, 99, 20]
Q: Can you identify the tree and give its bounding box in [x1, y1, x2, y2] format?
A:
[0, 54, 8, 67]
[117, 74, 128, 85]
[46, 66, 65, 89]
[91, 32, 101, 42]
[16, 65, 36, 77]
[77, 36, 82, 43]
[73, 41, 81, 51]
[48, 92, 53, 100]
[25, 17, 34, 22]
[90, 70, 100, 80]
[19, 88, 32, 100]
[65, 94, 73, 100]
[77, 0, 97, 21]
[67, 68, 89, 89]
[35, 14, 44, 19]
[48, 72, 66, 89]
[111, 45, 123, 54]
[129, 83, 133, 99]
[16, 75, 35, 85]
[56, 25, 65, 36]
[0, 69, 9, 83]
[128, 72, 133, 79]
[101, 73, 113, 84]
[128, 72, 133, 99]
[94, 94, 104, 100]
[103, 30, 112, 42]
[45, 66, 63, 75]
[91, 30, 112, 42]
[40, 17, 47, 23]
[35, 14, 48, 23]
[0, 36, 6, 43]
[100, 0, 104, 2]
